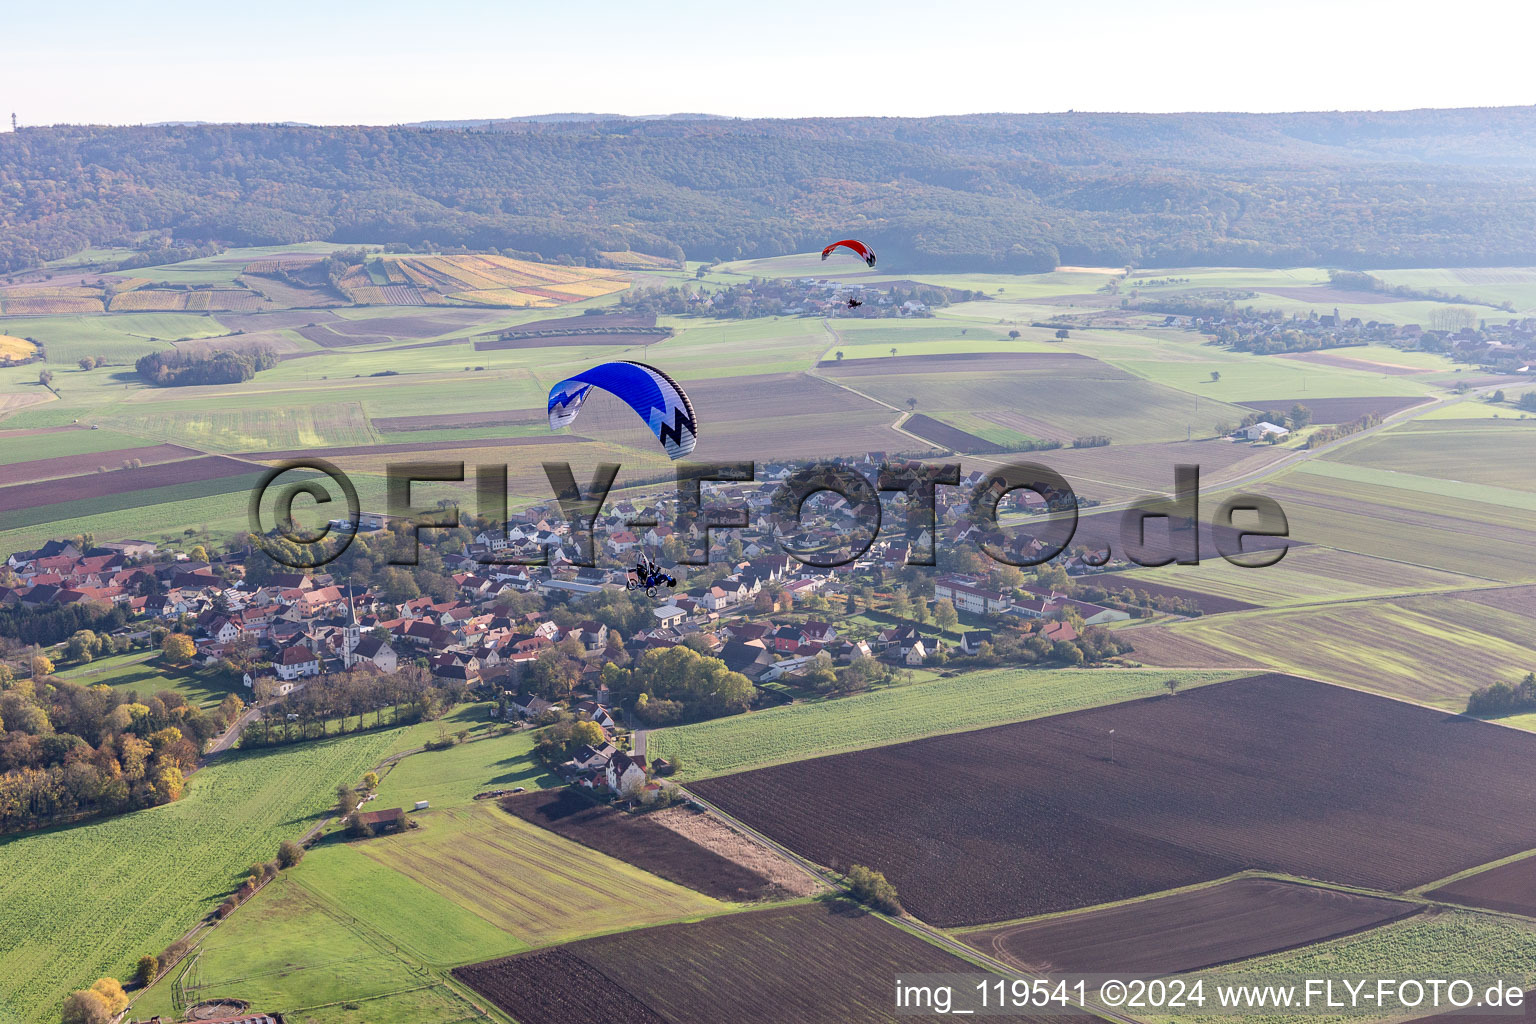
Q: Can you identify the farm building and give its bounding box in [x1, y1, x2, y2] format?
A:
[1243, 421, 1290, 441]
[354, 807, 405, 833]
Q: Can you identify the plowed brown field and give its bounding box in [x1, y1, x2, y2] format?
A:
[693, 675, 1536, 926]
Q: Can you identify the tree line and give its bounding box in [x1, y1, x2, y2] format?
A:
[12, 115, 1536, 273]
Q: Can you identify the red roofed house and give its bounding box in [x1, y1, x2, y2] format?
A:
[274, 644, 321, 681]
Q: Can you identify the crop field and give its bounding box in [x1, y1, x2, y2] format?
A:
[1168, 591, 1536, 705]
[502, 789, 780, 902]
[0, 334, 39, 360]
[1, 442, 202, 484]
[294, 308, 509, 347]
[1371, 266, 1536, 312]
[818, 354, 1242, 444]
[0, 312, 226, 365]
[1120, 625, 1270, 669]
[0, 426, 166, 464]
[900, 412, 1008, 453]
[1322, 427, 1536, 492]
[0, 726, 412, 1024]
[98, 402, 377, 452]
[0, 454, 255, 514]
[1234, 396, 1431, 424]
[379, 254, 630, 307]
[132, 867, 500, 1024]
[1086, 576, 1257, 614]
[961, 878, 1417, 976]
[454, 901, 1057, 1024]
[369, 728, 556, 811]
[0, 295, 105, 314]
[1425, 854, 1536, 917]
[1116, 548, 1488, 609]
[1018, 438, 1290, 502]
[692, 675, 1536, 927]
[357, 804, 726, 946]
[1262, 465, 1536, 582]
[648, 668, 1240, 780]
[1179, 912, 1536, 1024]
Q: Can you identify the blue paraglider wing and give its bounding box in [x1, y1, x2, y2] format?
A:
[547, 360, 698, 460]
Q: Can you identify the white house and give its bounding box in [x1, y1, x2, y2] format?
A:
[1244, 421, 1290, 441]
[274, 644, 321, 681]
[652, 605, 686, 628]
[605, 751, 648, 796]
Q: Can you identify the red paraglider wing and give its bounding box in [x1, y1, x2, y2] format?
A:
[820, 239, 877, 267]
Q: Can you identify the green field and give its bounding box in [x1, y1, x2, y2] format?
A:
[0, 426, 155, 464]
[53, 651, 243, 708]
[132, 866, 502, 1024]
[649, 667, 1242, 780]
[1322, 426, 1536, 493]
[0, 726, 413, 1024]
[370, 728, 558, 811]
[1169, 911, 1536, 1024]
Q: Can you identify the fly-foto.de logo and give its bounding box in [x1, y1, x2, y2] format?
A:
[248, 458, 1291, 571]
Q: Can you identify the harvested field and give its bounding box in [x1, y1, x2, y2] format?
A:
[1120, 626, 1268, 668]
[1402, 993, 1536, 1024]
[474, 329, 670, 350]
[0, 444, 203, 485]
[297, 308, 505, 347]
[0, 296, 104, 314]
[358, 804, 722, 946]
[0, 455, 256, 514]
[1264, 285, 1400, 304]
[371, 409, 546, 433]
[454, 901, 1074, 1024]
[240, 433, 591, 461]
[1276, 350, 1431, 375]
[692, 675, 1536, 926]
[1047, 506, 1301, 564]
[0, 334, 41, 360]
[648, 806, 824, 898]
[1084, 575, 1258, 614]
[1235, 396, 1431, 423]
[174, 330, 308, 356]
[962, 878, 1418, 976]
[1021, 438, 1290, 503]
[500, 788, 782, 902]
[1170, 591, 1536, 704]
[1459, 584, 1536, 616]
[1322, 429, 1536, 493]
[1427, 856, 1536, 917]
[487, 311, 656, 334]
[902, 413, 1007, 453]
[216, 310, 344, 331]
[819, 351, 1132, 377]
[979, 409, 1078, 443]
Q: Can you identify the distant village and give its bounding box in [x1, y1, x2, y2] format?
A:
[619, 277, 984, 319]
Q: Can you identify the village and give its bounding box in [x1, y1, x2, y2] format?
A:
[0, 454, 1177, 802]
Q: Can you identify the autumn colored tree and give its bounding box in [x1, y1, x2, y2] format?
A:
[134, 954, 159, 987]
[30, 653, 54, 679]
[571, 719, 605, 750]
[91, 977, 129, 1015]
[277, 839, 304, 869]
[161, 633, 196, 664]
[60, 989, 110, 1024]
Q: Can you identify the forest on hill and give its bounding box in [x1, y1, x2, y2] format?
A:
[5, 110, 1536, 273]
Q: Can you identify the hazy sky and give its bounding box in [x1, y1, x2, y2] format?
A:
[3, 0, 1532, 126]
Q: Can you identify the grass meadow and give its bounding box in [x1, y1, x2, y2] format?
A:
[0, 726, 413, 1024]
[649, 667, 1242, 780]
